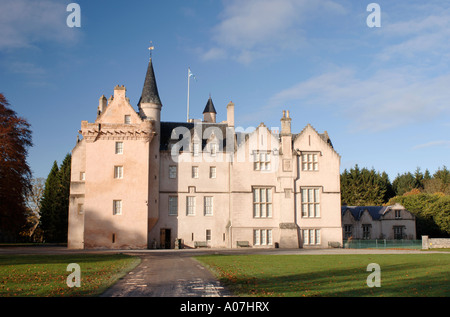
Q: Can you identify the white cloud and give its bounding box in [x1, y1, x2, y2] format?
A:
[202, 0, 346, 63]
[0, 0, 79, 51]
[268, 67, 450, 132]
[413, 140, 450, 150]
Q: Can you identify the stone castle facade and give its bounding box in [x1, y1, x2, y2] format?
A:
[67, 58, 343, 249]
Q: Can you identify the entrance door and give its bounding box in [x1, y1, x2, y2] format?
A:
[160, 229, 171, 249]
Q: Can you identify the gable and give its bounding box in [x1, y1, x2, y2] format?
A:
[293, 124, 339, 157]
[96, 86, 142, 125]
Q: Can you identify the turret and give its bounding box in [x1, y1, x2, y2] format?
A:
[203, 96, 217, 123]
[138, 58, 162, 128]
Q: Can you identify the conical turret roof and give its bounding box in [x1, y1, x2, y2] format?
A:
[203, 96, 217, 114]
[139, 58, 162, 106]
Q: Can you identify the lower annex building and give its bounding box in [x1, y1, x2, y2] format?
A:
[67, 57, 343, 249]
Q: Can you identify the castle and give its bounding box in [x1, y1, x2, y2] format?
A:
[67, 57, 343, 249]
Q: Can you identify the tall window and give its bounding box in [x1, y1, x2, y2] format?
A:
[206, 229, 211, 241]
[362, 225, 371, 239]
[302, 153, 318, 171]
[204, 196, 213, 216]
[209, 166, 216, 179]
[186, 196, 195, 216]
[301, 188, 320, 218]
[193, 143, 200, 156]
[192, 166, 199, 179]
[114, 166, 123, 179]
[210, 143, 218, 156]
[113, 200, 122, 215]
[168, 196, 178, 216]
[124, 115, 131, 124]
[115, 142, 123, 154]
[394, 226, 404, 239]
[80, 172, 85, 181]
[344, 225, 353, 239]
[302, 229, 320, 245]
[254, 152, 271, 171]
[253, 188, 273, 218]
[253, 229, 272, 245]
[169, 166, 177, 179]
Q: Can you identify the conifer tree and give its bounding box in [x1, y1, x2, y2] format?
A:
[39, 161, 60, 243]
[39, 154, 72, 243]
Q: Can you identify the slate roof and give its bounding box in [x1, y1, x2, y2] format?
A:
[203, 96, 217, 114]
[138, 58, 162, 106]
[160, 121, 231, 151]
[341, 206, 389, 220]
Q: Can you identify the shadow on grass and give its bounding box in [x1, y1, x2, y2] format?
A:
[197, 254, 450, 297]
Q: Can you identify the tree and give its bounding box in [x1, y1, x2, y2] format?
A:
[39, 154, 71, 243]
[388, 191, 450, 237]
[39, 161, 60, 243]
[341, 165, 394, 206]
[22, 177, 46, 241]
[0, 93, 33, 242]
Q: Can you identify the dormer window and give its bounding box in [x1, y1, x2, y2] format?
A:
[193, 143, 200, 156]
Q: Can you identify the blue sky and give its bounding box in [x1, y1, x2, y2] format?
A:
[1, 0, 449, 181]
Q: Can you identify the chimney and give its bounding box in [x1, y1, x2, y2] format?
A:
[227, 101, 235, 127]
[281, 110, 291, 135]
[280, 110, 292, 157]
[97, 95, 107, 117]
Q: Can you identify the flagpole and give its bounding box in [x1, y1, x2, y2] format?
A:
[187, 67, 190, 122]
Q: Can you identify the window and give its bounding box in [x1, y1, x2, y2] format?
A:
[114, 166, 123, 179]
[77, 203, 84, 215]
[80, 172, 85, 181]
[344, 225, 353, 239]
[302, 229, 320, 245]
[204, 196, 213, 216]
[394, 226, 404, 239]
[192, 166, 199, 179]
[209, 166, 216, 179]
[302, 153, 318, 171]
[168, 196, 178, 216]
[362, 225, 371, 239]
[254, 152, 271, 171]
[206, 229, 211, 241]
[124, 115, 131, 124]
[115, 142, 123, 154]
[253, 229, 272, 245]
[301, 188, 320, 218]
[169, 166, 177, 179]
[113, 200, 122, 215]
[210, 143, 218, 156]
[193, 143, 200, 156]
[395, 210, 402, 219]
[253, 188, 273, 218]
[186, 196, 195, 216]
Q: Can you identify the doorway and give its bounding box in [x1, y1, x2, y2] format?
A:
[160, 228, 171, 249]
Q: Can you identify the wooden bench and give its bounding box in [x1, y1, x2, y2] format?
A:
[236, 241, 250, 248]
[194, 241, 208, 248]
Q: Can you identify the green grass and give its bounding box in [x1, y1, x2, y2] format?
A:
[0, 254, 140, 297]
[196, 254, 450, 297]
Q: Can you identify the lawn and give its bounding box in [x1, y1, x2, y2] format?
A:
[0, 253, 140, 297]
[196, 254, 450, 297]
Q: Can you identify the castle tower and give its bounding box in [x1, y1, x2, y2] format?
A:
[138, 57, 162, 239]
[203, 96, 217, 123]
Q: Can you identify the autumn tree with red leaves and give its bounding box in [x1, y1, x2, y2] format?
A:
[0, 93, 33, 242]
